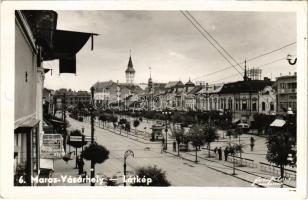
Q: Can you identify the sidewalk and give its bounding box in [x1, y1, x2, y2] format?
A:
[164, 148, 296, 188]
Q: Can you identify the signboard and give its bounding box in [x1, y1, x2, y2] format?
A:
[40, 134, 65, 159]
[68, 135, 95, 142]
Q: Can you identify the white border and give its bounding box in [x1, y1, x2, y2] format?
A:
[0, 1, 307, 200]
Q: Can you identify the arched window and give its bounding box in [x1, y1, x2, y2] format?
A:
[262, 102, 266, 111]
[228, 98, 233, 110]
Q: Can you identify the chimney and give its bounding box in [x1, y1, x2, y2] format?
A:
[294, 72, 297, 76]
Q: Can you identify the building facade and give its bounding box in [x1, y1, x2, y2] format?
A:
[54, 89, 91, 110]
[14, 11, 42, 186]
[275, 74, 297, 114]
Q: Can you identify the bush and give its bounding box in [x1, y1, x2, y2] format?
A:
[131, 166, 171, 186]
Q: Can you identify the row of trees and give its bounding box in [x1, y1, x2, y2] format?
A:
[172, 124, 219, 162]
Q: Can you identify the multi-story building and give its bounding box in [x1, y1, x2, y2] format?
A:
[196, 66, 276, 124]
[218, 78, 275, 123]
[14, 10, 95, 185]
[274, 73, 297, 114]
[54, 89, 91, 110]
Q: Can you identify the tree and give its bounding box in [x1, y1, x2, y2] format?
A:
[133, 119, 140, 134]
[204, 126, 219, 157]
[266, 129, 296, 185]
[227, 143, 243, 175]
[187, 124, 206, 162]
[82, 142, 110, 164]
[67, 129, 87, 168]
[172, 127, 184, 156]
[131, 165, 171, 186]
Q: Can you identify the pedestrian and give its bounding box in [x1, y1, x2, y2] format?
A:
[224, 147, 229, 161]
[250, 136, 255, 151]
[218, 147, 222, 160]
[78, 157, 84, 175]
[173, 141, 176, 152]
[214, 147, 218, 154]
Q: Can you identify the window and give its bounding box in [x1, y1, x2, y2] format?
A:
[270, 102, 274, 111]
[262, 102, 266, 111]
[242, 100, 247, 110]
[252, 102, 257, 111]
[228, 98, 232, 110]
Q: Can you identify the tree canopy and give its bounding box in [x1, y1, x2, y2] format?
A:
[82, 143, 110, 164]
[131, 165, 171, 186]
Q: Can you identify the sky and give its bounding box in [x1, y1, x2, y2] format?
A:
[44, 10, 297, 91]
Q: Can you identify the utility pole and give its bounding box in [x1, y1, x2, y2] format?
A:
[90, 86, 95, 186]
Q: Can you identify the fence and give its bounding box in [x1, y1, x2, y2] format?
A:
[227, 155, 258, 168]
[259, 162, 296, 180]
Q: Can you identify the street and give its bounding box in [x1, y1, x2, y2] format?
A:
[53, 116, 256, 187]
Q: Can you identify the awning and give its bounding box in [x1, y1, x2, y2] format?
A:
[15, 119, 40, 132]
[21, 10, 98, 74]
[270, 119, 286, 127]
[232, 118, 240, 124]
[43, 30, 98, 74]
[49, 119, 65, 124]
[40, 159, 54, 170]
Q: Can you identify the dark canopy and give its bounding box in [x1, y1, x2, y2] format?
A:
[21, 10, 98, 74]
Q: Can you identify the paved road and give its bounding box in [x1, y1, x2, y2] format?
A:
[62, 116, 253, 187]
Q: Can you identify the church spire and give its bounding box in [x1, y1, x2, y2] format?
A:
[125, 50, 135, 85]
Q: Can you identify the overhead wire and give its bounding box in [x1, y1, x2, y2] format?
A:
[192, 42, 296, 81]
[180, 10, 243, 77]
[208, 56, 291, 84]
[185, 11, 244, 71]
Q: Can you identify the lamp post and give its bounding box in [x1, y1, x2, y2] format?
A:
[123, 150, 134, 186]
[62, 93, 67, 153]
[162, 110, 172, 150]
[90, 86, 95, 186]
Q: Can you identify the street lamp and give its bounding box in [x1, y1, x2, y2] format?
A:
[123, 150, 134, 186]
[162, 110, 172, 150]
[62, 93, 67, 153]
[218, 110, 225, 139]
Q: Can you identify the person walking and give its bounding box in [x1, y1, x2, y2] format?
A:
[78, 157, 84, 175]
[224, 147, 229, 161]
[214, 147, 218, 154]
[218, 147, 222, 160]
[250, 136, 255, 151]
[173, 141, 176, 152]
[161, 138, 165, 153]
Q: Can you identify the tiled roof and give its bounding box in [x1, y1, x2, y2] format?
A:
[187, 85, 203, 95]
[196, 84, 224, 94]
[93, 80, 116, 90]
[165, 81, 184, 89]
[219, 80, 273, 94]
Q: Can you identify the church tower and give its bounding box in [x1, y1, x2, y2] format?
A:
[125, 51, 135, 85]
[148, 67, 153, 93]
